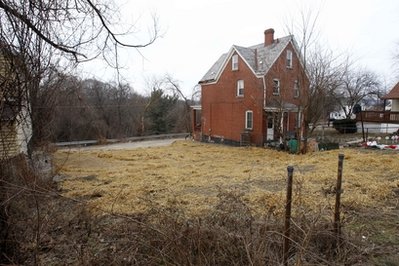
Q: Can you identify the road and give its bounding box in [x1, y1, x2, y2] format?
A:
[60, 137, 185, 151]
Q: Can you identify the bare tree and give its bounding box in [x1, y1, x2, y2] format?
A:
[394, 42, 399, 78]
[306, 47, 346, 132]
[30, 65, 67, 144]
[0, 0, 160, 148]
[0, 0, 159, 62]
[333, 67, 380, 119]
[49, 77, 147, 141]
[1, 3, 161, 262]
[163, 75, 193, 133]
[285, 5, 321, 153]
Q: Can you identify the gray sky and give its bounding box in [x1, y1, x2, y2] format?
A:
[78, 0, 399, 96]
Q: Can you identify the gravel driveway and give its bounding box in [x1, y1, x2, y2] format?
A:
[62, 138, 185, 151]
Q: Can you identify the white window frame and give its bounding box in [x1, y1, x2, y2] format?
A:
[294, 80, 300, 98]
[245, 110, 253, 130]
[232, 54, 238, 71]
[273, 79, 280, 96]
[286, 50, 293, 69]
[237, 80, 244, 96]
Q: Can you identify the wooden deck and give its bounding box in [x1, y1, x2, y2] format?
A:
[356, 111, 399, 123]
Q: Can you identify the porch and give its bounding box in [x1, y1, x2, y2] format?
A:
[263, 102, 301, 143]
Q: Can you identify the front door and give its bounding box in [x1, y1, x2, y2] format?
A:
[267, 114, 274, 140]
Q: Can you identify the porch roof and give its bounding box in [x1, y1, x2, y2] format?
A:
[264, 102, 299, 112]
[190, 105, 202, 110]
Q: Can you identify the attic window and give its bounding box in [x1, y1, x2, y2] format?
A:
[286, 50, 293, 69]
[237, 80, 244, 96]
[273, 79, 280, 96]
[232, 54, 238, 71]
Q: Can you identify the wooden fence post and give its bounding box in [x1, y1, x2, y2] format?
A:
[283, 166, 294, 266]
[334, 154, 344, 244]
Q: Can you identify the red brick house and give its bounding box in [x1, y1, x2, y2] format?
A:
[192, 28, 308, 146]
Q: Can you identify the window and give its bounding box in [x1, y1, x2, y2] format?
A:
[237, 80, 244, 96]
[286, 50, 293, 68]
[245, 110, 253, 130]
[273, 79, 280, 95]
[294, 80, 300, 98]
[232, 54, 238, 71]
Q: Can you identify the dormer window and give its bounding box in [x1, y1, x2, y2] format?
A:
[237, 80, 244, 96]
[286, 50, 293, 69]
[232, 54, 238, 71]
[273, 79, 280, 96]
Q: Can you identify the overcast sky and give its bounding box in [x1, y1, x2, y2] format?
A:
[78, 0, 399, 96]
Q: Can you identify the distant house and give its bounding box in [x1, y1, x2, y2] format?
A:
[192, 28, 308, 146]
[329, 106, 356, 121]
[0, 50, 32, 159]
[356, 82, 399, 133]
[383, 82, 399, 112]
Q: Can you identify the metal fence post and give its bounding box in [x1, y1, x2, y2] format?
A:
[283, 166, 294, 266]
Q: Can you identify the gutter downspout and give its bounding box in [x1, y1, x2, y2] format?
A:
[262, 76, 267, 109]
[262, 76, 267, 145]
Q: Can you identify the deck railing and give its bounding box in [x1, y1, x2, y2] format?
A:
[356, 111, 399, 123]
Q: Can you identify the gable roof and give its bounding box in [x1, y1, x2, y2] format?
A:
[199, 35, 294, 84]
[382, 82, 399, 99]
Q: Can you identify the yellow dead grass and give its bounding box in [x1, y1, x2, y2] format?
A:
[54, 141, 399, 217]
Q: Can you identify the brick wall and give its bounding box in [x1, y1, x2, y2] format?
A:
[201, 51, 265, 145]
[265, 43, 307, 110]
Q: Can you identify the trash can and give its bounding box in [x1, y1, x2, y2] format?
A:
[288, 139, 298, 154]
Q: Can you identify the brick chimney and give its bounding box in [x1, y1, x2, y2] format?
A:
[264, 28, 275, 46]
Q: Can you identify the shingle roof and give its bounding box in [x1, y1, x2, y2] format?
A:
[199, 53, 227, 83]
[199, 35, 293, 83]
[382, 82, 399, 99]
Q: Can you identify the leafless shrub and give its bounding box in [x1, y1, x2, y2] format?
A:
[0, 155, 52, 264]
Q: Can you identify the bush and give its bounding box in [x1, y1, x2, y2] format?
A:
[2, 185, 361, 265]
[332, 119, 358, 134]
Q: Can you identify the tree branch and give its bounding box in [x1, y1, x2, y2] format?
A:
[84, 0, 158, 49]
[0, 0, 84, 60]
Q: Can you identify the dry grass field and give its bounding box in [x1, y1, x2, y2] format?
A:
[52, 140, 399, 264]
[55, 140, 398, 216]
